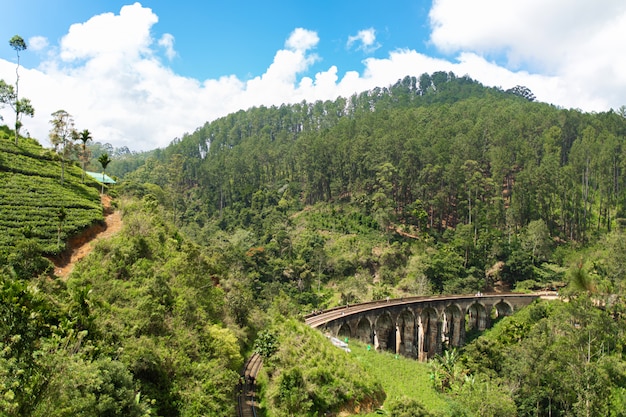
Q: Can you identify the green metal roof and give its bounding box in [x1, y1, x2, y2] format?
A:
[86, 171, 116, 184]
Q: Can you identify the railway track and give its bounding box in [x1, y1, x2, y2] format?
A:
[237, 352, 263, 417]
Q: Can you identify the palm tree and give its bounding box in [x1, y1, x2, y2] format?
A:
[98, 153, 111, 194]
[77, 129, 92, 182]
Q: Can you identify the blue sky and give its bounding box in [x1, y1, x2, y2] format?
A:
[2, 1, 435, 81]
[1, 1, 625, 151]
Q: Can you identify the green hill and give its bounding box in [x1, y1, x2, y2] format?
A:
[0, 128, 103, 276]
[2, 73, 626, 416]
[118, 73, 626, 305]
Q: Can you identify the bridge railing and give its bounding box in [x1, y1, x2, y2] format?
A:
[304, 292, 539, 320]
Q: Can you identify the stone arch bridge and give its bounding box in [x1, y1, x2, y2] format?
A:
[305, 294, 539, 361]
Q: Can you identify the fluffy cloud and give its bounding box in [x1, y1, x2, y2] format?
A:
[59, 3, 157, 63]
[28, 36, 49, 52]
[347, 28, 381, 53]
[0, 2, 623, 151]
[429, 0, 625, 70]
[429, 0, 626, 109]
[285, 28, 319, 52]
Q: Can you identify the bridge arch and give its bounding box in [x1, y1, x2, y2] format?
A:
[337, 322, 352, 340]
[374, 312, 395, 352]
[418, 307, 439, 360]
[356, 316, 373, 344]
[396, 309, 417, 357]
[442, 304, 464, 348]
[466, 302, 488, 332]
[493, 300, 513, 318]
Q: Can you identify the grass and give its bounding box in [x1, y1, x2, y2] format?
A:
[347, 340, 452, 416]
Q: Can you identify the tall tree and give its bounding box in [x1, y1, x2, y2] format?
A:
[76, 128, 92, 182]
[9, 35, 31, 144]
[98, 153, 112, 194]
[49, 110, 76, 185]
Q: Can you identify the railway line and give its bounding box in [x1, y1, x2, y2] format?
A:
[237, 352, 263, 417]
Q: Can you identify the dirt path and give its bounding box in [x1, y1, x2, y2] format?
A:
[52, 195, 123, 279]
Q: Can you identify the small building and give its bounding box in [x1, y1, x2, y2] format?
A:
[86, 171, 116, 184]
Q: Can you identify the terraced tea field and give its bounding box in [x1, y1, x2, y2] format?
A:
[0, 135, 104, 255]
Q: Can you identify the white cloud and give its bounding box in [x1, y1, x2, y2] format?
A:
[158, 33, 176, 60]
[429, 0, 622, 69]
[0, 2, 623, 152]
[428, 0, 626, 109]
[347, 28, 381, 53]
[28, 36, 49, 52]
[285, 28, 319, 52]
[59, 3, 157, 63]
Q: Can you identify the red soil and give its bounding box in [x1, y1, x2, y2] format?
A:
[51, 194, 123, 279]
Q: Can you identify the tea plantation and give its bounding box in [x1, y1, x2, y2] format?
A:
[0, 130, 103, 258]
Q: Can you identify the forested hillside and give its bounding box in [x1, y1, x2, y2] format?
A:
[3, 72, 626, 416]
[124, 73, 626, 302]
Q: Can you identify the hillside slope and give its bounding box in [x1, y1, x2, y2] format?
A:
[0, 130, 104, 278]
[114, 74, 625, 311]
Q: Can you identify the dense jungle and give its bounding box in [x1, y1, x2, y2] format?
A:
[1, 72, 626, 416]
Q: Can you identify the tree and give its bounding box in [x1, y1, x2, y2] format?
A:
[522, 219, 552, 265]
[0, 80, 34, 145]
[275, 367, 312, 416]
[76, 129, 92, 182]
[506, 85, 536, 101]
[98, 153, 112, 194]
[568, 260, 596, 295]
[49, 110, 76, 185]
[0, 79, 14, 119]
[9, 35, 31, 144]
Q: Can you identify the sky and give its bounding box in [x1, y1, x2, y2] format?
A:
[0, 0, 625, 151]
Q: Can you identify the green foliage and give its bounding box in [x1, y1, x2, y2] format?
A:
[254, 329, 279, 359]
[460, 297, 626, 416]
[451, 376, 517, 417]
[0, 275, 54, 415]
[0, 198, 243, 416]
[66, 201, 241, 416]
[31, 355, 147, 417]
[384, 396, 435, 417]
[259, 318, 385, 416]
[4, 238, 53, 278]
[430, 349, 467, 393]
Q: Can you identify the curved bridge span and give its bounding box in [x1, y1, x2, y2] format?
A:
[305, 293, 539, 361]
